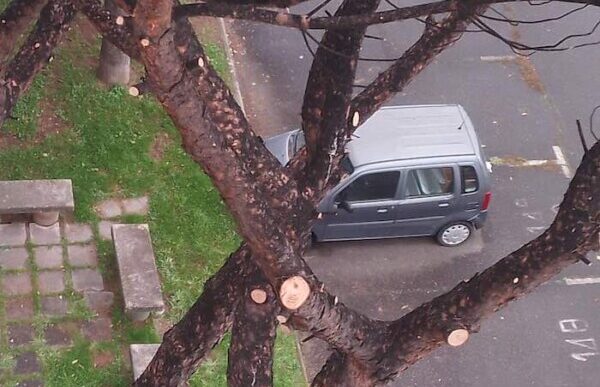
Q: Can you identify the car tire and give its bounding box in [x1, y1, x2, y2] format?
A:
[436, 222, 472, 247]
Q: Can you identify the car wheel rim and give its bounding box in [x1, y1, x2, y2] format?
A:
[442, 224, 470, 245]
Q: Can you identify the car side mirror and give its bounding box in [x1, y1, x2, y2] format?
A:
[337, 200, 353, 213]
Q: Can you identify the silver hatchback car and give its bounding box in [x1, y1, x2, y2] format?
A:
[265, 105, 491, 246]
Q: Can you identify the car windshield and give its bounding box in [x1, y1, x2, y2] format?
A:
[287, 131, 306, 159]
[288, 131, 355, 173]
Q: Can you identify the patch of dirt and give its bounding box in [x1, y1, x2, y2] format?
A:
[92, 350, 115, 368]
[516, 56, 545, 93]
[149, 132, 172, 161]
[0, 99, 70, 151]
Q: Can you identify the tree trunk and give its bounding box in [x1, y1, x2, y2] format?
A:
[96, 0, 130, 85]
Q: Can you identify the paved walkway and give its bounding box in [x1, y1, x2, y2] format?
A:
[0, 221, 114, 386]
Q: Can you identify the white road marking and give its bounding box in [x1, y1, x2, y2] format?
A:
[526, 226, 546, 233]
[564, 277, 600, 286]
[480, 55, 516, 62]
[552, 145, 572, 178]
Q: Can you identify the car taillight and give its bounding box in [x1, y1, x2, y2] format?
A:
[481, 191, 492, 211]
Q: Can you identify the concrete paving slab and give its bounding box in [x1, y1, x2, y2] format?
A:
[98, 220, 115, 240]
[0, 223, 27, 247]
[82, 318, 112, 342]
[37, 271, 65, 294]
[40, 296, 68, 317]
[1, 272, 32, 296]
[0, 247, 29, 270]
[4, 297, 34, 320]
[13, 352, 41, 375]
[67, 244, 97, 267]
[83, 291, 114, 316]
[29, 223, 61, 245]
[130, 344, 160, 380]
[33, 246, 63, 269]
[95, 199, 122, 219]
[64, 223, 93, 243]
[72, 268, 104, 292]
[8, 324, 35, 347]
[121, 196, 149, 216]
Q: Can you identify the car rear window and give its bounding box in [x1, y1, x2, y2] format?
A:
[461, 166, 479, 193]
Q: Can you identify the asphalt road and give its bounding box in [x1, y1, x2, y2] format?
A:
[224, 1, 600, 385]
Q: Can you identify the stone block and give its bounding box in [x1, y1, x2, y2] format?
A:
[67, 244, 97, 267]
[0, 247, 29, 270]
[95, 199, 122, 219]
[14, 351, 41, 374]
[64, 223, 94, 243]
[84, 291, 114, 316]
[98, 220, 115, 240]
[0, 179, 74, 214]
[1, 272, 32, 296]
[121, 196, 149, 216]
[82, 318, 112, 342]
[0, 223, 27, 247]
[8, 323, 35, 347]
[41, 296, 68, 317]
[34, 246, 63, 269]
[29, 223, 61, 245]
[130, 344, 160, 380]
[112, 224, 164, 319]
[4, 297, 34, 320]
[37, 270, 65, 294]
[72, 268, 104, 292]
[44, 324, 72, 347]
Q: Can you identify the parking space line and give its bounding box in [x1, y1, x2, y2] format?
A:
[480, 55, 516, 62]
[552, 145, 572, 178]
[564, 277, 600, 286]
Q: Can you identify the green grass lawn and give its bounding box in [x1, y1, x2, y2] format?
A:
[0, 8, 304, 386]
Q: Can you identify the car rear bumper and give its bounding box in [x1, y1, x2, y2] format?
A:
[469, 211, 488, 229]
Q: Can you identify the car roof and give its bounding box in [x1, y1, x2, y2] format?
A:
[347, 104, 477, 168]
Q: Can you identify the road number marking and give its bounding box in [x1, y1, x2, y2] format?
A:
[558, 319, 598, 362]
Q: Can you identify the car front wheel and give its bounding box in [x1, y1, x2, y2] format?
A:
[436, 222, 472, 247]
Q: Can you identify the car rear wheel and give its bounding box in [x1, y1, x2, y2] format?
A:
[436, 222, 472, 247]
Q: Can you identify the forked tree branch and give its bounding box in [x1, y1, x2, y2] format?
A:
[350, 1, 488, 126]
[300, 0, 381, 193]
[0, 0, 48, 67]
[313, 141, 599, 385]
[174, 0, 600, 30]
[0, 0, 75, 126]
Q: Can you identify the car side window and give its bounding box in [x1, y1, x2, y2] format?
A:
[337, 171, 400, 202]
[405, 167, 454, 197]
[460, 165, 479, 193]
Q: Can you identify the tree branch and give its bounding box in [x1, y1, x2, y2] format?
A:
[313, 140, 600, 385]
[0, 0, 75, 127]
[350, 1, 488, 126]
[228, 265, 278, 387]
[300, 0, 380, 193]
[174, 0, 600, 30]
[0, 0, 48, 68]
[135, 247, 252, 386]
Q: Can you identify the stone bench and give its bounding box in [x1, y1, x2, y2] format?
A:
[0, 179, 74, 226]
[112, 224, 165, 321]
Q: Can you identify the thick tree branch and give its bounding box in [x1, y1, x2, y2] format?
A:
[135, 247, 251, 385]
[314, 141, 600, 385]
[350, 1, 487, 126]
[228, 266, 278, 387]
[73, 0, 140, 59]
[300, 0, 380, 192]
[0, 0, 75, 127]
[175, 0, 600, 30]
[0, 0, 47, 67]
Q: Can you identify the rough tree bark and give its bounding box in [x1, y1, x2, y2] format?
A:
[96, 0, 130, 85]
[1, 0, 599, 386]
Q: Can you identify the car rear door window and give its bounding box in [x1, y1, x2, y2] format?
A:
[405, 167, 454, 197]
[460, 166, 479, 193]
[338, 171, 400, 202]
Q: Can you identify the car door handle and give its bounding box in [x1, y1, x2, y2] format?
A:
[376, 208, 389, 213]
[438, 203, 450, 208]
